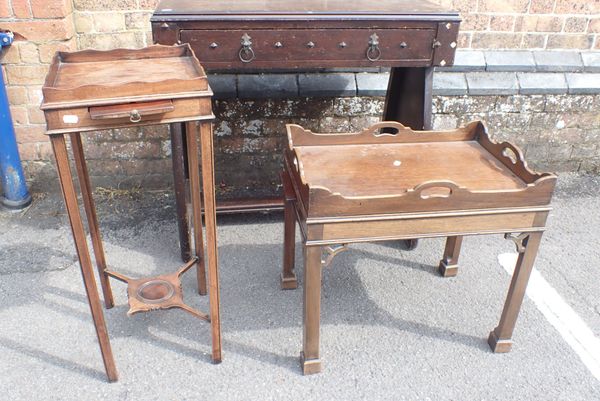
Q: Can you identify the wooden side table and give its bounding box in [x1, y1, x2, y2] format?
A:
[40, 45, 222, 382]
[281, 121, 557, 374]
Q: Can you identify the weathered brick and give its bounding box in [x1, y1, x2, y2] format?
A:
[112, 127, 143, 141]
[515, 16, 563, 33]
[12, 0, 31, 18]
[349, 116, 381, 131]
[74, 13, 94, 34]
[27, 86, 43, 104]
[436, 95, 497, 114]
[38, 38, 77, 63]
[0, 0, 10, 18]
[529, 0, 555, 13]
[142, 125, 169, 140]
[1, 19, 74, 43]
[73, 0, 137, 11]
[78, 32, 141, 50]
[471, 33, 522, 49]
[17, 42, 39, 63]
[7, 86, 27, 104]
[456, 32, 471, 48]
[555, 0, 599, 14]
[571, 144, 598, 159]
[546, 34, 593, 49]
[479, 0, 529, 13]
[93, 13, 126, 33]
[0, 45, 20, 64]
[589, 19, 600, 34]
[10, 105, 28, 124]
[489, 15, 515, 32]
[5, 64, 48, 85]
[15, 125, 46, 143]
[432, 114, 459, 130]
[85, 141, 160, 160]
[27, 106, 45, 124]
[521, 34, 547, 49]
[139, 0, 160, 9]
[495, 95, 546, 113]
[564, 17, 588, 33]
[461, 14, 490, 31]
[124, 12, 151, 30]
[319, 117, 350, 132]
[17, 142, 38, 161]
[238, 74, 297, 99]
[31, 0, 72, 18]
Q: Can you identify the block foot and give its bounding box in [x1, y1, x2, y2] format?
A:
[301, 352, 322, 375]
[488, 330, 513, 353]
[280, 273, 298, 290]
[437, 260, 458, 277]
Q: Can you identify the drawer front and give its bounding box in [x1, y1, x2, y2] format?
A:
[45, 97, 213, 133]
[180, 29, 436, 68]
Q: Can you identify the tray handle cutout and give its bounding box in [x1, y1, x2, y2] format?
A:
[413, 181, 460, 199]
[361, 121, 412, 136]
[501, 145, 519, 164]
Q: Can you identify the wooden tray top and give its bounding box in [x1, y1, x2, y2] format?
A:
[41, 44, 209, 109]
[285, 121, 557, 217]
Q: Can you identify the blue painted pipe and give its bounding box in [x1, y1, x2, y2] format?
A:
[0, 31, 31, 209]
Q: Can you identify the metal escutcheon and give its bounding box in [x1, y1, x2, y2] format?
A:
[239, 33, 256, 63]
[130, 109, 141, 123]
[366, 33, 381, 62]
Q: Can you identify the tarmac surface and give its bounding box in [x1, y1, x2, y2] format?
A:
[0, 173, 599, 400]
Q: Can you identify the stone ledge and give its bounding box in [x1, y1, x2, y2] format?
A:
[207, 57, 600, 98]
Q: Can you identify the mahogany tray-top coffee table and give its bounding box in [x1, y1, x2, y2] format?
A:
[280, 121, 557, 374]
[41, 45, 221, 382]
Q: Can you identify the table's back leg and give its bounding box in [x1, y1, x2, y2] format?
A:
[281, 171, 298, 290]
[184, 121, 207, 296]
[438, 235, 463, 277]
[69, 133, 114, 309]
[199, 121, 223, 363]
[488, 232, 543, 353]
[50, 134, 118, 382]
[170, 123, 192, 263]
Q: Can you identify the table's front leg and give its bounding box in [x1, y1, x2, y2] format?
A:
[50, 134, 118, 382]
[302, 245, 323, 375]
[197, 120, 223, 363]
[488, 232, 543, 353]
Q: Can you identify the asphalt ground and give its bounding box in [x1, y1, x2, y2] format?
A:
[0, 173, 599, 400]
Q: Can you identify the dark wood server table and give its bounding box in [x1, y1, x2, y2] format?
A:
[151, 0, 461, 260]
[40, 45, 222, 382]
[281, 121, 557, 374]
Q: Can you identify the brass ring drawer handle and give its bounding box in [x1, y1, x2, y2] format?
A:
[239, 33, 256, 63]
[130, 109, 141, 123]
[366, 33, 381, 62]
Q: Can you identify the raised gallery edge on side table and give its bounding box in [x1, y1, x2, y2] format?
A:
[280, 121, 557, 374]
[40, 44, 222, 382]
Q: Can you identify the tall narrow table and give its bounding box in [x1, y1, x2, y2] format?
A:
[151, 0, 461, 258]
[41, 45, 222, 382]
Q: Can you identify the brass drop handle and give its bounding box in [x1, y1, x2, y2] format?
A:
[130, 109, 141, 123]
[239, 33, 255, 63]
[366, 33, 381, 62]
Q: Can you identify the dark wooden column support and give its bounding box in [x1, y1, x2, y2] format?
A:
[50, 134, 118, 382]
